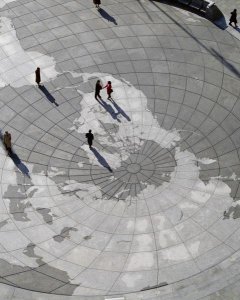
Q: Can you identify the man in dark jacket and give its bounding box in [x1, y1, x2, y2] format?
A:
[229, 9, 238, 27]
[86, 130, 94, 148]
[95, 80, 102, 101]
[35, 67, 41, 87]
[3, 131, 12, 154]
[93, 0, 101, 8]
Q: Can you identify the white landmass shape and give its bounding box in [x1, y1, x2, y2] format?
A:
[0, 17, 58, 87]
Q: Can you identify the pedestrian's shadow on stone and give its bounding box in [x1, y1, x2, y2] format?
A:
[39, 85, 59, 107]
[90, 147, 113, 173]
[9, 152, 30, 177]
[232, 26, 240, 32]
[111, 100, 131, 121]
[211, 47, 240, 77]
[98, 8, 117, 25]
[98, 99, 121, 122]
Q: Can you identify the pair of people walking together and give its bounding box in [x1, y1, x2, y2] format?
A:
[88, 79, 114, 148]
[95, 80, 113, 101]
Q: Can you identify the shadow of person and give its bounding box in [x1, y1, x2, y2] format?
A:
[111, 100, 131, 121]
[9, 152, 30, 177]
[232, 26, 240, 32]
[210, 47, 240, 78]
[136, 0, 153, 21]
[39, 85, 59, 107]
[98, 8, 117, 25]
[149, 0, 240, 78]
[98, 99, 121, 122]
[90, 147, 113, 173]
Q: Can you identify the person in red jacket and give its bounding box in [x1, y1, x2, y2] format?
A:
[104, 81, 113, 100]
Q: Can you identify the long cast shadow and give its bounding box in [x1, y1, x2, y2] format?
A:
[150, 0, 240, 78]
[111, 100, 131, 121]
[211, 48, 240, 78]
[230, 25, 240, 33]
[0, 131, 29, 177]
[9, 152, 30, 177]
[39, 85, 59, 107]
[136, 0, 153, 22]
[98, 8, 117, 25]
[90, 147, 113, 172]
[98, 99, 121, 122]
[154, 0, 226, 28]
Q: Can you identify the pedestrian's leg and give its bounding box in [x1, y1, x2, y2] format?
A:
[6, 147, 10, 155]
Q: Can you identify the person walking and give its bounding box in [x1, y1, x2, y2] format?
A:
[95, 80, 103, 101]
[35, 67, 41, 87]
[3, 131, 12, 154]
[229, 9, 238, 27]
[93, 0, 101, 8]
[104, 81, 113, 100]
[86, 130, 94, 148]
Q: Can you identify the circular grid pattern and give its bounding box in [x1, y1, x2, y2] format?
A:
[0, 0, 239, 298]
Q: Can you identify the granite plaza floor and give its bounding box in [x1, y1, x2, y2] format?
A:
[0, 0, 240, 299]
